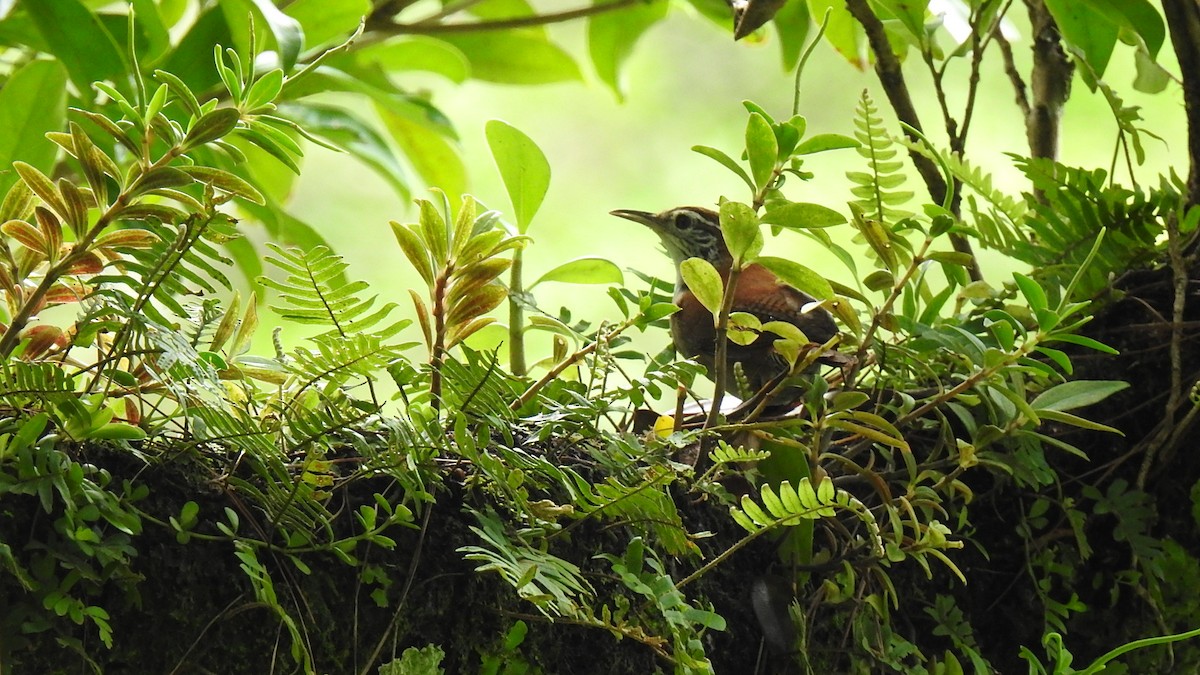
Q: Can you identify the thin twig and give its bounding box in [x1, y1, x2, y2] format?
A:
[511, 316, 638, 410]
[367, 0, 640, 35]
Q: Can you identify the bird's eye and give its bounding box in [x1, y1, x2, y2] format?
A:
[673, 212, 694, 230]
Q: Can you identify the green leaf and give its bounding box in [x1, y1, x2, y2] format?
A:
[1084, 0, 1165, 58]
[283, 0, 368, 49]
[762, 202, 847, 229]
[184, 108, 242, 150]
[774, 0, 811, 71]
[756, 256, 833, 300]
[531, 257, 624, 287]
[1043, 0, 1118, 77]
[440, 32, 581, 84]
[348, 37, 470, 83]
[286, 102, 411, 201]
[720, 201, 763, 263]
[88, 422, 147, 441]
[228, 0, 305, 70]
[1031, 380, 1129, 412]
[692, 144, 755, 191]
[25, 0, 126, 95]
[680, 257, 724, 317]
[1133, 47, 1171, 94]
[377, 104, 465, 204]
[1013, 273, 1047, 312]
[728, 312, 763, 346]
[179, 166, 266, 204]
[486, 120, 550, 233]
[746, 112, 779, 190]
[806, 0, 866, 69]
[793, 132, 860, 155]
[0, 60, 68, 198]
[588, 0, 669, 101]
[1037, 409, 1124, 435]
[1044, 332, 1118, 355]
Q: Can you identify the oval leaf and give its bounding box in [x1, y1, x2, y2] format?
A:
[680, 257, 724, 317]
[1031, 380, 1129, 412]
[719, 201, 762, 263]
[532, 257, 624, 287]
[763, 202, 847, 229]
[486, 120, 550, 233]
[757, 256, 833, 300]
[745, 112, 778, 190]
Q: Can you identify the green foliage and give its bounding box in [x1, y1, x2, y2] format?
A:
[0, 1, 1196, 673]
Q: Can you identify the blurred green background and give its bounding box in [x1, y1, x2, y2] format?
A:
[279, 9, 1185, 370]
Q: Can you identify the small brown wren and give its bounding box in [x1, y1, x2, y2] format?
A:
[612, 206, 838, 407]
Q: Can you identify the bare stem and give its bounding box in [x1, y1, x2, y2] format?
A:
[701, 264, 742, 448]
[508, 250, 527, 377]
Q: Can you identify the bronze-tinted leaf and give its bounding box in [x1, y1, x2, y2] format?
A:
[120, 203, 186, 224]
[182, 107, 241, 150]
[178, 166, 265, 205]
[70, 108, 138, 153]
[0, 180, 35, 222]
[447, 316, 496, 349]
[56, 179, 87, 235]
[447, 283, 506, 327]
[70, 123, 106, 202]
[391, 221, 434, 287]
[65, 250, 105, 274]
[409, 289, 432, 349]
[447, 258, 512, 307]
[34, 207, 62, 259]
[13, 161, 68, 219]
[43, 279, 88, 305]
[94, 228, 160, 250]
[210, 291, 241, 353]
[19, 324, 64, 359]
[231, 292, 258, 356]
[132, 166, 193, 196]
[46, 131, 75, 154]
[2, 218, 46, 253]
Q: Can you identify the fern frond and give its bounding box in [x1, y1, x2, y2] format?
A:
[91, 213, 236, 327]
[731, 477, 884, 557]
[260, 244, 408, 340]
[848, 90, 914, 223]
[461, 509, 593, 617]
[709, 442, 771, 466]
[286, 333, 404, 395]
[575, 467, 699, 558]
[439, 347, 524, 420]
[1010, 157, 1171, 298]
[897, 141, 1029, 250]
[0, 362, 76, 409]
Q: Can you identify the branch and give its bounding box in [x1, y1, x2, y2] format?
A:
[1162, 0, 1200, 206]
[1023, 0, 1073, 163]
[366, 0, 640, 35]
[994, 29, 1031, 118]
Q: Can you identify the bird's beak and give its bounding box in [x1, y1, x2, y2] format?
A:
[609, 209, 657, 226]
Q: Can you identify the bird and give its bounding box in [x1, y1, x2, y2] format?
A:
[611, 206, 839, 410]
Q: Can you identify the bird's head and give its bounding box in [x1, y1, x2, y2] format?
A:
[610, 206, 731, 268]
